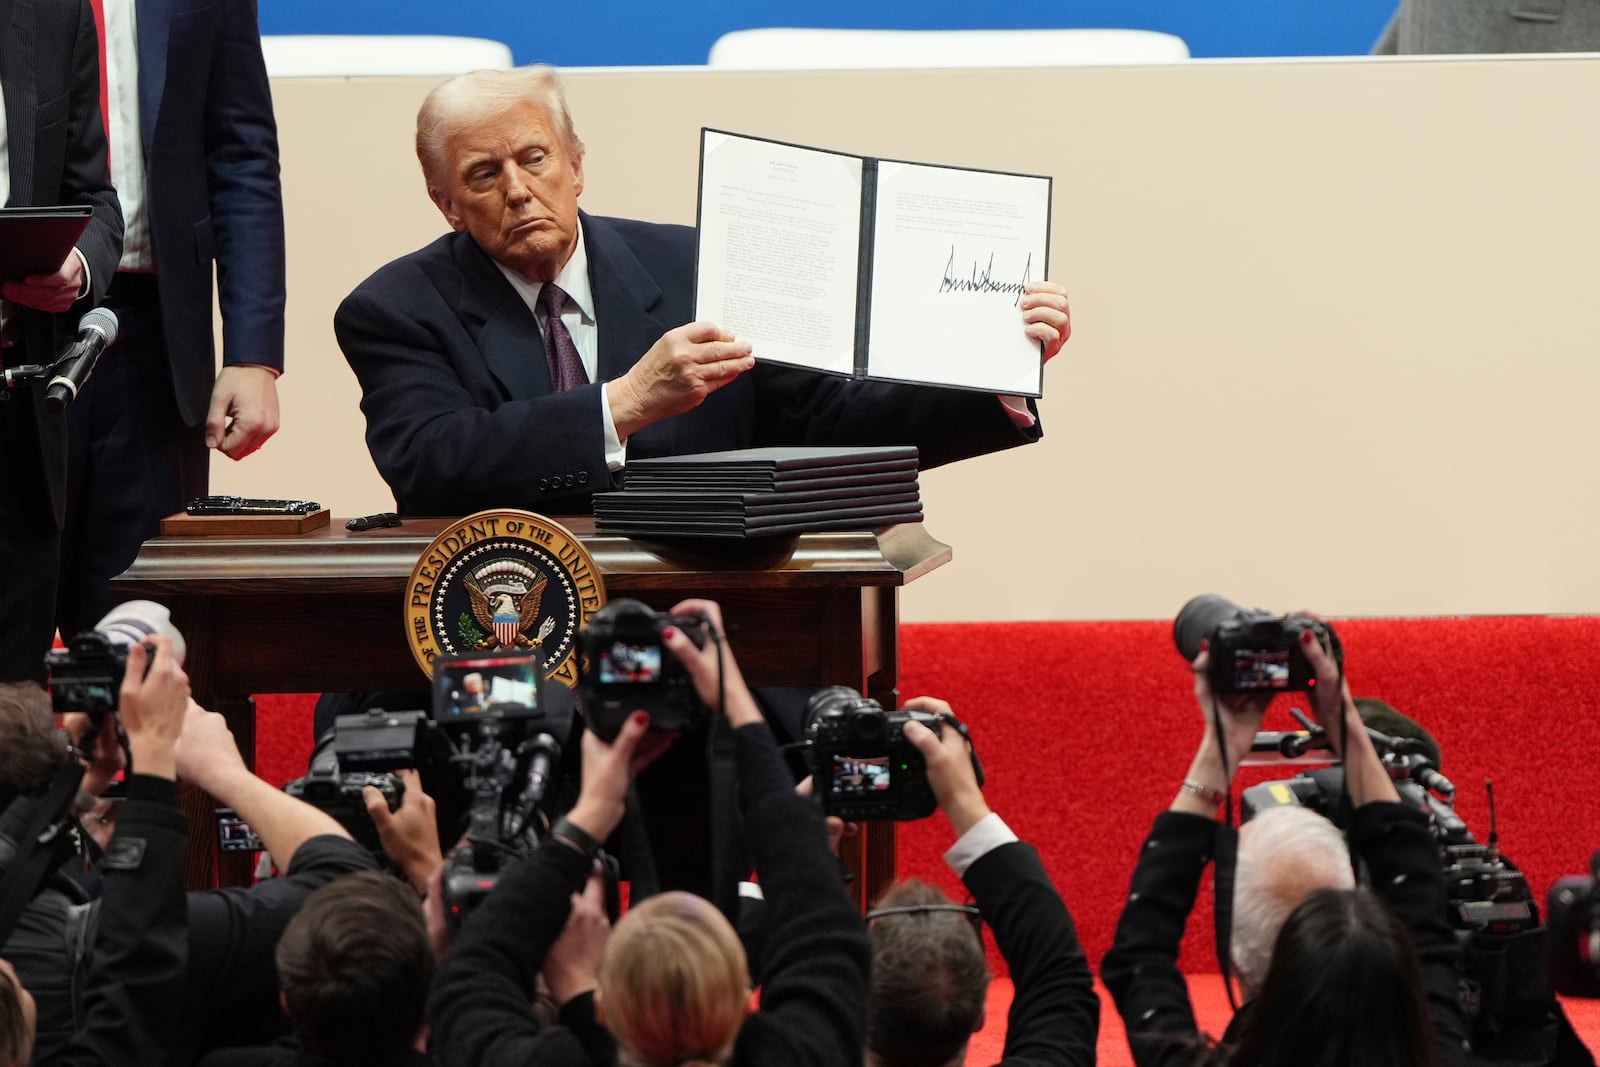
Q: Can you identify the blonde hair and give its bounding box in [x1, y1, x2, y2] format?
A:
[415, 64, 584, 189]
[598, 892, 750, 1067]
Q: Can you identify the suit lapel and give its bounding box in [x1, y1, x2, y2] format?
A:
[453, 234, 548, 401]
[1, 0, 38, 204]
[135, 0, 172, 149]
[583, 212, 671, 383]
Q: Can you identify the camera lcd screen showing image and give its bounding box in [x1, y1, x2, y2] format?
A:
[597, 642, 662, 686]
[831, 755, 893, 796]
[1230, 649, 1291, 690]
[216, 808, 263, 853]
[433, 653, 541, 721]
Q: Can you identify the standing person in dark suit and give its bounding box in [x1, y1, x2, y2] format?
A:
[335, 64, 1072, 519]
[55, 0, 285, 642]
[0, 0, 124, 682]
[862, 698, 1099, 1067]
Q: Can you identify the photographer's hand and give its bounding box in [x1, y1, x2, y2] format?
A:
[543, 870, 611, 1006]
[1176, 647, 1271, 816]
[795, 775, 857, 855]
[365, 769, 442, 895]
[661, 598, 764, 728]
[116, 637, 190, 781]
[902, 697, 991, 839]
[66, 711, 125, 798]
[1299, 628, 1400, 806]
[564, 710, 659, 849]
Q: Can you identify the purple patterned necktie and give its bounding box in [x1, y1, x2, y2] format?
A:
[538, 282, 590, 392]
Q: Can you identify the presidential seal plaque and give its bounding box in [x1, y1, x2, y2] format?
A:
[405, 510, 606, 687]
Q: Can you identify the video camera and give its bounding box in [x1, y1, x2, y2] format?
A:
[798, 686, 982, 822]
[429, 651, 577, 921]
[1547, 853, 1600, 998]
[576, 598, 709, 739]
[1173, 594, 1342, 694]
[1241, 720, 1555, 1058]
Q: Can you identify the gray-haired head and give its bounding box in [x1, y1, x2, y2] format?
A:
[1232, 805, 1354, 996]
[415, 64, 585, 190]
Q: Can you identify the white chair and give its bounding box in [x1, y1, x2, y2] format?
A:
[261, 35, 514, 78]
[707, 27, 1190, 69]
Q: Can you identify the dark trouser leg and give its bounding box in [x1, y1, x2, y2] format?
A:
[0, 384, 63, 684]
[57, 276, 207, 641]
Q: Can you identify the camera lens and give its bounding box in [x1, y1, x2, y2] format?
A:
[93, 600, 187, 666]
[1172, 595, 1241, 662]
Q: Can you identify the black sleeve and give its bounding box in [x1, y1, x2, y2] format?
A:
[428, 840, 598, 1067]
[1100, 811, 1221, 1067]
[1351, 801, 1472, 1067]
[183, 834, 378, 1058]
[729, 722, 871, 1067]
[964, 840, 1098, 1067]
[59, 775, 188, 1067]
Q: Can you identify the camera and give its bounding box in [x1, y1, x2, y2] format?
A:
[1546, 854, 1600, 998]
[44, 600, 187, 717]
[283, 743, 407, 857]
[1173, 594, 1343, 694]
[800, 686, 982, 822]
[576, 598, 708, 740]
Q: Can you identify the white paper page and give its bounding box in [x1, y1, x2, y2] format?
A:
[865, 161, 1050, 396]
[695, 131, 863, 375]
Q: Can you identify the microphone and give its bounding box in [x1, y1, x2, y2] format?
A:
[45, 307, 119, 411]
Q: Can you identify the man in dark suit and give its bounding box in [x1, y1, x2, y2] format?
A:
[335, 64, 1071, 518]
[0, 0, 124, 682]
[860, 699, 1099, 1067]
[55, 0, 285, 642]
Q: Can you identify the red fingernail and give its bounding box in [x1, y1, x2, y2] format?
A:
[1300, 631, 1314, 644]
[1199, 638, 1209, 652]
[632, 712, 648, 727]
[662, 626, 677, 640]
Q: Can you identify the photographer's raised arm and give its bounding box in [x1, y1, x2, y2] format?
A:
[174, 702, 353, 867]
[1299, 631, 1401, 807]
[659, 598, 764, 728]
[60, 639, 190, 1067]
[1171, 647, 1272, 818]
[903, 699, 1100, 1067]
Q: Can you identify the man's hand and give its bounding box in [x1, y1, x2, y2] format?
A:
[365, 769, 442, 895]
[206, 365, 281, 459]
[173, 699, 249, 795]
[608, 322, 755, 440]
[543, 871, 611, 1006]
[117, 637, 191, 780]
[901, 697, 990, 839]
[1020, 280, 1071, 363]
[660, 598, 762, 728]
[2, 249, 86, 312]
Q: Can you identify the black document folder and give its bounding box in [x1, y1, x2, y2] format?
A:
[0, 206, 93, 282]
[596, 446, 925, 540]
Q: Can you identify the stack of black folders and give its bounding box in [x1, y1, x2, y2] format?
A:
[594, 446, 923, 539]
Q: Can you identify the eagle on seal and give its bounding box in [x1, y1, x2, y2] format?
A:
[464, 563, 552, 650]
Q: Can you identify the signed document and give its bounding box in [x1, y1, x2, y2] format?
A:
[694, 129, 1050, 397]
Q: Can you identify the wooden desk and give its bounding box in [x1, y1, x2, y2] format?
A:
[117, 517, 950, 903]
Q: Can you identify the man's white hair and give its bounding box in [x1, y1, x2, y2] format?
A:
[1231, 805, 1355, 994]
[415, 64, 585, 189]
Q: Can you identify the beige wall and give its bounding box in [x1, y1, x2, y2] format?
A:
[219, 57, 1600, 623]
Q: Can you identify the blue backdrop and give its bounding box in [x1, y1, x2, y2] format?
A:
[259, 1, 1399, 67]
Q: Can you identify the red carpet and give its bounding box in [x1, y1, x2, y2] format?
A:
[254, 615, 1600, 1053]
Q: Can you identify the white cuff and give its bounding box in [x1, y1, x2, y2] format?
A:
[943, 811, 1018, 878]
[72, 247, 92, 299]
[601, 381, 628, 471]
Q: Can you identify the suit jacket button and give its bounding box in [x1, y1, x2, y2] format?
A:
[564, 475, 575, 487]
[538, 479, 549, 492]
[577, 471, 589, 485]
